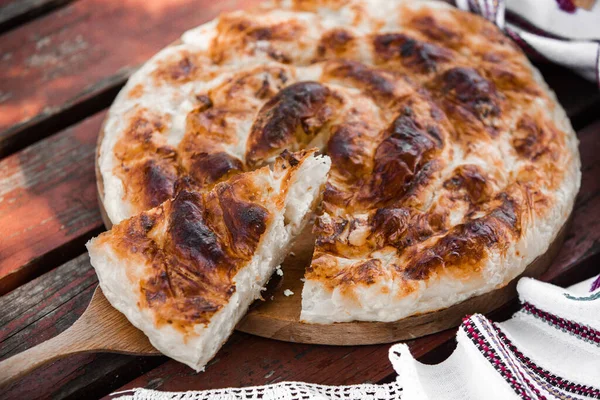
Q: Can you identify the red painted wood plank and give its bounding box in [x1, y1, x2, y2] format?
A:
[0, 0, 262, 157]
[103, 121, 600, 395]
[0, 111, 105, 294]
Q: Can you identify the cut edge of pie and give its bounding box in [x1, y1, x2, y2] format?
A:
[87, 149, 331, 370]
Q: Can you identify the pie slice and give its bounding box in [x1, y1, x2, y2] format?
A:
[87, 149, 330, 370]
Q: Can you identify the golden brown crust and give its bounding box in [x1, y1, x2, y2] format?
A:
[400, 192, 521, 281]
[372, 32, 454, 75]
[113, 109, 179, 210]
[152, 50, 214, 86]
[103, 0, 578, 313]
[97, 171, 272, 332]
[97, 149, 322, 332]
[246, 81, 341, 165]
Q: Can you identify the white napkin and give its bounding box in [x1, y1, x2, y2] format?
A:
[392, 275, 600, 400]
[455, 0, 600, 85]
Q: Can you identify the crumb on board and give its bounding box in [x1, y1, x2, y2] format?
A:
[276, 265, 283, 276]
[283, 289, 294, 296]
[289, 251, 296, 257]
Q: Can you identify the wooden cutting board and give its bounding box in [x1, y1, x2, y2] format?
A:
[0, 286, 160, 388]
[236, 223, 565, 345]
[95, 124, 566, 346]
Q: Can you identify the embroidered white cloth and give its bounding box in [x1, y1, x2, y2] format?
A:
[111, 275, 600, 400]
[454, 0, 600, 86]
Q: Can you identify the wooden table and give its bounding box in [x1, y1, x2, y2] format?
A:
[0, 1, 599, 398]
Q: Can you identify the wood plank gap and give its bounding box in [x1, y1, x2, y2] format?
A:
[0, 111, 107, 294]
[0, 0, 77, 35]
[0, 0, 264, 160]
[0, 225, 104, 295]
[0, 73, 127, 159]
[0, 280, 98, 352]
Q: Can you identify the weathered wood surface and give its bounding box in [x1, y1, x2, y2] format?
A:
[0, 287, 159, 389]
[0, 254, 166, 400]
[0, 0, 75, 34]
[0, 0, 262, 158]
[0, 254, 96, 359]
[0, 0, 596, 159]
[0, 112, 105, 294]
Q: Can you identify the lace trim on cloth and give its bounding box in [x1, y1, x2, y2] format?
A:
[111, 275, 600, 400]
[112, 381, 403, 400]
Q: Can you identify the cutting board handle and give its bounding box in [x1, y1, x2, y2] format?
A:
[0, 287, 158, 390]
[0, 323, 89, 388]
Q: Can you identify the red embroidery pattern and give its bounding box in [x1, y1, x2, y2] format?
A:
[556, 0, 577, 13]
[463, 318, 534, 399]
[492, 323, 600, 398]
[522, 302, 600, 345]
[463, 314, 600, 399]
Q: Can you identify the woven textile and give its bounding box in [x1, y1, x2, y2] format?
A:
[112, 275, 600, 400]
[454, 0, 600, 86]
